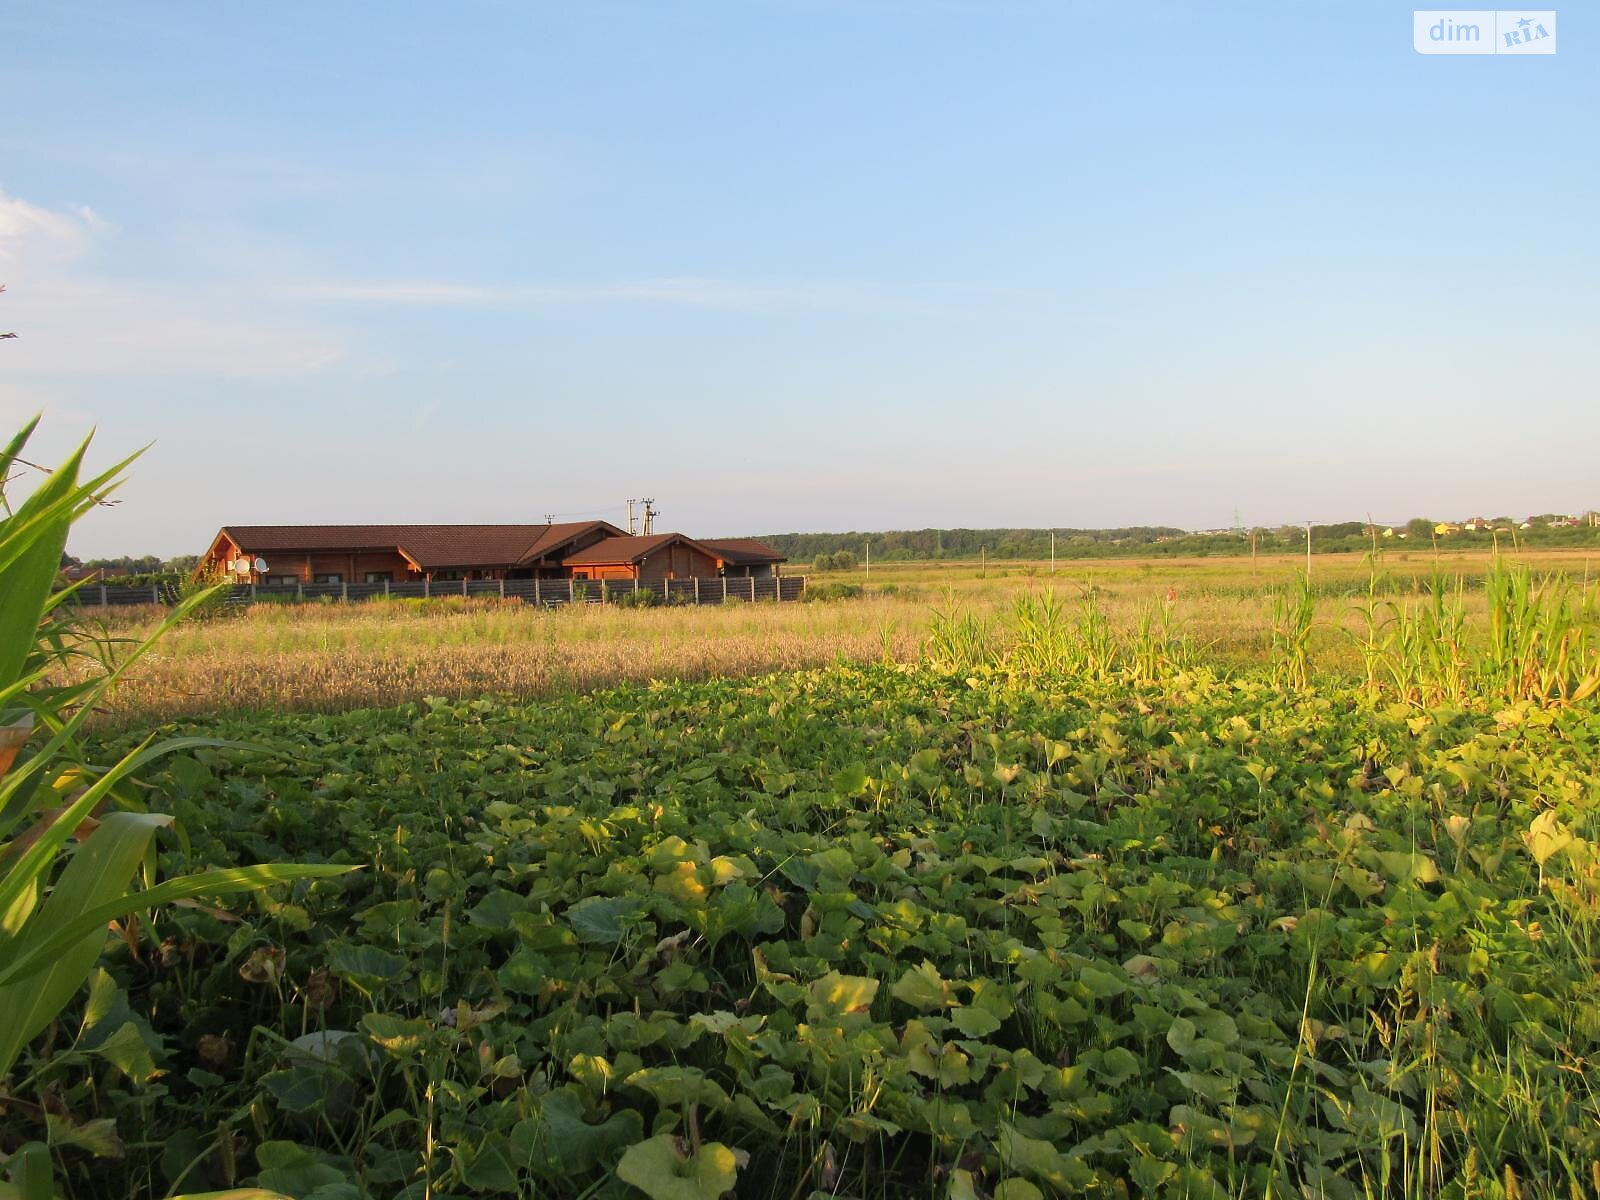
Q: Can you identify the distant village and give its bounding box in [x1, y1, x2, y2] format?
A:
[1183, 512, 1600, 542]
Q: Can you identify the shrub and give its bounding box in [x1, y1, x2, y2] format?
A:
[804, 581, 864, 602]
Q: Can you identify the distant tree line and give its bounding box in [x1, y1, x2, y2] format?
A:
[60, 552, 201, 586]
[761, 519, 1600, 564]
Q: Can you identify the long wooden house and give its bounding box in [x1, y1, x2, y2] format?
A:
[198, 521, 786, 585]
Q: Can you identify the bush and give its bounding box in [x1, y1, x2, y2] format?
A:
[811, 551, 859, 572]
[614, 587, 658, 608]
[804, 581, 864, 602]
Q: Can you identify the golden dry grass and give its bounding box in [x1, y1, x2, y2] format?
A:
[77, 547, 1599, 724]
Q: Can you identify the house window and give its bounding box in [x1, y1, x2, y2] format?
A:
[572, 571, 589, 581]
[314, 573, 343, 584]
[266, 575, 299, 587]
[365, 571, 393, 583]
[434, 570, 463, 582]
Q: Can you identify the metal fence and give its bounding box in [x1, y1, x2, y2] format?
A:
[68, 575, 807, 609]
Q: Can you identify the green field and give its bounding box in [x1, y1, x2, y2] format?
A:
[40, 659, 1600, 1199]
[12, 494, 1600, 1200]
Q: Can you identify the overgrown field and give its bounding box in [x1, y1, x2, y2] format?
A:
[32, 661, 1600, 1199]
[77, 549, 1600, 725]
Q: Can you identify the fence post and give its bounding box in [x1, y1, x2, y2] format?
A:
[251, 584, 257, 602]
[499, 578, 505, 598]
[569, 579, 575, 604]
[748, 577, 756, 602]
[151, 584, 160, 605]
[462, 578, 468, 597]
[721, 577, 728, 603]
[99, 584, 108, 607]
[423, 578, 430, 599]
[694, 577, 700, 604]
[384, 581, 390, 598]
[342, 581, 349, 602]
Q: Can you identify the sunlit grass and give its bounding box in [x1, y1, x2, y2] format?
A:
[75, 549, 1600, 725]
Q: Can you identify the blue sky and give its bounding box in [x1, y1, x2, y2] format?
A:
[2, 2, 1594, 556]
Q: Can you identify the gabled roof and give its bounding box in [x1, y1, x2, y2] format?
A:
[561, 532, 714, 566]
[698, 537, 786, 565]
[219, 521, 623, 570]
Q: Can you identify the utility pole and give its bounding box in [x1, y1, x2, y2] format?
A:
[543, 512, 555, 524]
[1050, 531, 1056, 575]
[864, 540, 870, 582]
[641, 498, 657, 536]
[626, 499, 638, 536]
[1305, 521, 1312, 575]
[981, 545, 986, 578]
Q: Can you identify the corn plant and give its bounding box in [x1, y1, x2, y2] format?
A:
[923, 592, 993, 673]
[1481, 558, 1600, 704]
[1268, 572, 1315, 691]
[1348, 550, 1388, 700]
[1381, 574, 1469, 707]
[1071, 586, 1120, 681]
[1128, 597, 1195, 683]
[0, 418, 348, 1194]
[1004, 589, 1074, 677]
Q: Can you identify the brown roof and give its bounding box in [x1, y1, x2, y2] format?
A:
[220, 521, 622, 570]
[562, 532, 710, 566]
[698, 537, 786, 565]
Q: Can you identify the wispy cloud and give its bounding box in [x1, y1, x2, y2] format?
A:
[294, 275, 992, 316]
[0, 188, 107, 262]
[0, 186, 342, 378]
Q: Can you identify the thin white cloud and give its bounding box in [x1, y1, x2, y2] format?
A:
[0, 186, 342, 378]
[0, 188, 107, 262]
[294, 275, 981, 316]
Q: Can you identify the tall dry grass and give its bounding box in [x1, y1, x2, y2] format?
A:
[70, 550, 1599, 724]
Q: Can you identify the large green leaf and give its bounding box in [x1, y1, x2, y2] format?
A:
[614, 1136, 743, 1200]
[0, 810, 171, 1074]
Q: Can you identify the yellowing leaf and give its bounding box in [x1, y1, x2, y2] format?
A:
[891, 960, 955, 1011]
[616, 1135, 743, 1200]
[807, 971, 879, 1021]
[1524, 811, 1574, 867]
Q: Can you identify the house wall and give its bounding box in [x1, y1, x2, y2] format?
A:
[569, 564, 637, 582]
[637, 543, 719, 582]
[218, 547, 417, 584]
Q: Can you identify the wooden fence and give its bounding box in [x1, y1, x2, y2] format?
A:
[70, 575, 807, 609]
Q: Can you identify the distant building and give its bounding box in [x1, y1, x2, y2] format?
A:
[198, 522, 786, 584]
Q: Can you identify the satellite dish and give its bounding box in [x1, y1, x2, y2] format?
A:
[254, 557, 269, 573]
[232, 557, 252, 575]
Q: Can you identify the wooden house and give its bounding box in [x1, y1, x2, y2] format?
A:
[698, 539, 786, 577]
[197, 521, 786, 585]
[560, 533, 722, 582]
[199, 521, 626, 585]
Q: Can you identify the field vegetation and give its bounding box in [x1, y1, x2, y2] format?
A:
[72, 548, 1600, 726]
[9, 425, 1600, 1199]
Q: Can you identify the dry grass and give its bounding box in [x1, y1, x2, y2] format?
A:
[74, 548, 1599, 725]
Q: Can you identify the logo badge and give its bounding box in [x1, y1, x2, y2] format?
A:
[1414, 10, 1556, 54]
